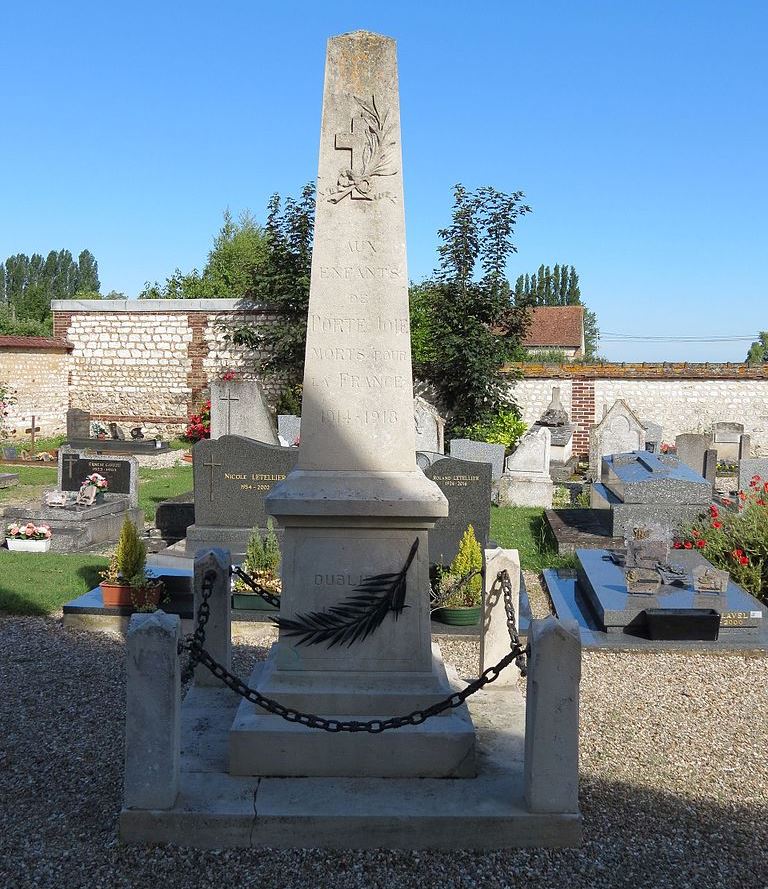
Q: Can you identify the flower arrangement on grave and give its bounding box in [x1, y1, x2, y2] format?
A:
[221, 369, 237, 382]
[675, 477, 768, 602]
[235, 518, 282, 595]
[432, 524, 483, 625]
[183, 398, 211, 442]
[82, 472, 108, 493]
[91, 421, 109, 438]
[6, 521, 52, 540]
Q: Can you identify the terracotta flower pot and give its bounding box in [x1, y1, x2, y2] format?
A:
[100, 581, 133, 607]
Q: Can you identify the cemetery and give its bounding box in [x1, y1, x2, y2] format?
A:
[1, 14, 767, 889]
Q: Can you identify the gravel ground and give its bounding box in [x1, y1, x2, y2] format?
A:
[2, 614, 767, 889]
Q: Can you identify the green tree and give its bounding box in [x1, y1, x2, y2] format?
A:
[76, 249, 100, 293]
[746, 332, 768, 364]
[228, 185, 315, 389]
[414, 184, 531, 432]
[139, 210, 269, 299]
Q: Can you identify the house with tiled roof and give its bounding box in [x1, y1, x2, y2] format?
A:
[523, 306, 585, 359]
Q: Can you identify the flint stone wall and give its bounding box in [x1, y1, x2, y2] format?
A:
[0, 338, 71, 438]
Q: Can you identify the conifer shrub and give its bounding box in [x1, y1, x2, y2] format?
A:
[115, 517, 146, 581]
[437, 524, 483, 608]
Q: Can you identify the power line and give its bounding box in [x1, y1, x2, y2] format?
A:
[599, 332, 756, 343]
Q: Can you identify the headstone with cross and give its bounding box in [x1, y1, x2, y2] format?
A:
[209, 379, 279, 443]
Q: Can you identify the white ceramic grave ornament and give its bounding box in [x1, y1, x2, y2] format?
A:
[231, 32, 474, 780]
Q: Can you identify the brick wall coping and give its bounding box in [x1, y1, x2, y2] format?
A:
[0, 335, 73, 351]
[51, 298, 246, 312]
[505, 362, 768, 380]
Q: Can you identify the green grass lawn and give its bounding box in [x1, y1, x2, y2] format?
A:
[491, 505, 575, 571]
[0, 551, 108, 614]
[138, 465, 193, 521]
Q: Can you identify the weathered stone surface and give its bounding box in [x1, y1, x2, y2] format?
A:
[277, 414, 301, 446]
[66, 407, 90, 440]
[641, 420, 663, 453]
[124, 611, 180, 810]
[450, 439, 505, 481]
[704, 448, 717, 486]
[425, 457, 491, 565]
[537, 386, 569, 428]
[414, 396, 445, 454]
[738, 457, 768, 493]
[524, 617, 581, 814]
[210, 380, 278, 444]
[498, 476, 554, 509]
[499, 428, 554, 507]
[193, 549, 231, 688]
[739, 434, 752, 460]
[601, 451, 711, 505]
[675, 433, 711, 477]
[505, 427, 550, 477]
[589, 400, 646, 479]
[480, 547, 522, 686]
[713, 421, 744, 461]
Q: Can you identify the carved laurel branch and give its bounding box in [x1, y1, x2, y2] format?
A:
[275, 538, 419, 647]
[327, 94, 398, 203]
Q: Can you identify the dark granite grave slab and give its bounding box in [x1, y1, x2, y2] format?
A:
[543, 567, 768, 651]
[576, 547, 764, 638]
[155, 491, 195, 542]
[66, 438, 170, 455]
[424, 456, 491, 565]
[544, 508, 621, 555]
[192, 435, 299, 530]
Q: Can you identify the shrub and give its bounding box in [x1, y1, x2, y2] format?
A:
[676, 478, 768, 601]
[115, 518, 146, 581]
[463, 410, 527, 452]
[437, 524, 483, 607]
[240, 519, 282, 593]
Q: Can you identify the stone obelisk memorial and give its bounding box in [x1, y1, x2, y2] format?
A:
[230, 31, 476, 777]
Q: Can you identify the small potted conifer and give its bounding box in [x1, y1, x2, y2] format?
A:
[233, 518, 282, 611]
[432, 524, 484, 626]
[100, 517, 164, 609]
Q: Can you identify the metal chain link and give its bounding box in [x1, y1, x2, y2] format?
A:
[499, 568, 528, 676]
[230, 565, 282, 609]
[179, 563, 528, 731]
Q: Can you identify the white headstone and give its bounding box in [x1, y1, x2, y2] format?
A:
[413, 396, 445, 454]
[498, 427, 554, 507]
[210, 380, 278, 444]
[505, 427, 551, 477]
[589, 399, 646, 479]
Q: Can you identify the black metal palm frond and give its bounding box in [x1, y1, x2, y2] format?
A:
[276, 538, 419, 648]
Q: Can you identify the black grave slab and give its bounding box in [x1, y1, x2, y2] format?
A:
[190, 435, 299, 531]
[155, 491, 195, 543]
[544, 508, 621, 554]
[424, 456, 491, 566]
[60, 453, 134, 501]
[576, 547, 764, 638]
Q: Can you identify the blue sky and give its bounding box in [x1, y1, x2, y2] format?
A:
[1, 1, 765, 361]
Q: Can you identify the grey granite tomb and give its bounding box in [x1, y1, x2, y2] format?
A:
[210, 380, 279, 444]
[590, 450, 711, 537]
[675, 433, 712, 478]
[424, 456, 492, 565]
[449, 438, 505, 481]
[185, 434, 298, 558]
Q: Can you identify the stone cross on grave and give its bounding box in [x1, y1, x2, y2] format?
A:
[202, 456, 222, 501]
[334, 113, 368, 177]
[25, 416, 41, 450]
[218, 387, 240, 436]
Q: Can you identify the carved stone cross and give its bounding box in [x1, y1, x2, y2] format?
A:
[334, 114, 368, 176]
[202, 456, 222, 502]
[218, 388, 240, 436]
[62, 451, 79, 481]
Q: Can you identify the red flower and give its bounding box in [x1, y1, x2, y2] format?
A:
[673, 541, 682, 549]
[709, 505, 719, 517]
[221, 370, 236, 381]
[739, 490, 747, 501]
[683, 541, 693, 549]
[732, 548, 744, 559]
[696, 539, 706, 548]
[712, 520, 722, 529]
[758, 499, 766, 506]
[740, 556, 749, 566]
[763, 482, 768, 493]
[691, 528, 700, 538]
[722, 498, 732, 507]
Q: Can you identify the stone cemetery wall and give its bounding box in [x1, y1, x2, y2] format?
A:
[511, 363, 768, 457]
[0, 336, 72, 438]
[52, 299, 278, 436]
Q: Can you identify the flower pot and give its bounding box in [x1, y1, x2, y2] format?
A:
[432, 605, 482, 626]
[100, 581, 133, 607]
[231, 592, 279, 612]
[131, 585, 162, 611]
[6, 537, 51, 552]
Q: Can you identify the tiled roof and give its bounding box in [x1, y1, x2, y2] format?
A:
[0, 336, 72, 350]
[523, 306, 584, 349]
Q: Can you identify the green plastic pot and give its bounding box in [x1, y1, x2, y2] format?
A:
[231, 593, 278, 612]
[432, 605, 482, 626]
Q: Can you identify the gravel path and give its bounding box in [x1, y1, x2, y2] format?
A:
[2, 614, 767, 889]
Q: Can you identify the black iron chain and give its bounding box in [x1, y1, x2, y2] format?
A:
[499, 568, 528, 676]
[230, 565, 282, 609]
[179, 563, 528, 731]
